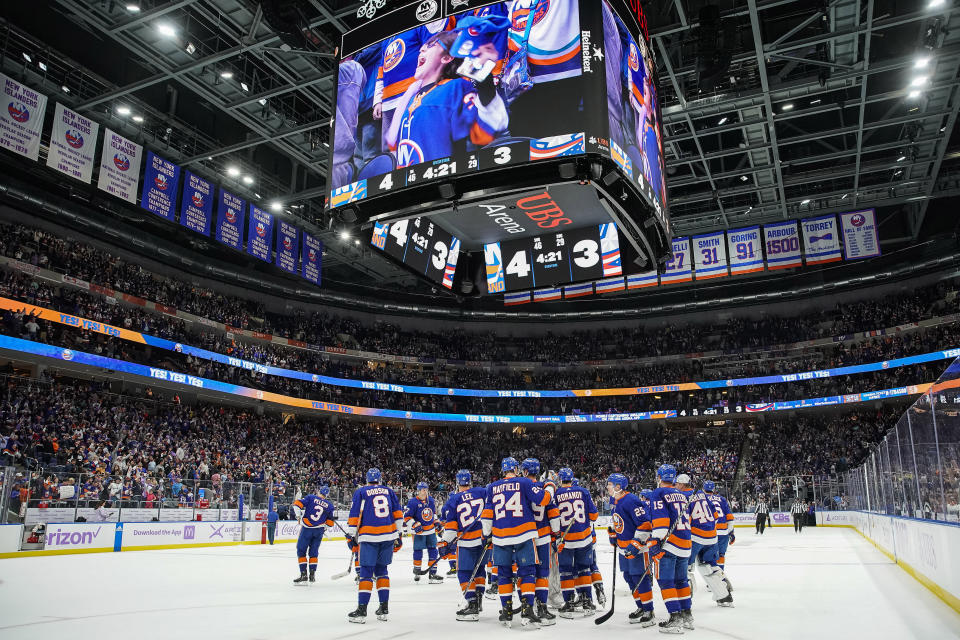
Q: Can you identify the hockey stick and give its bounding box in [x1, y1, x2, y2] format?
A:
[414, 530, 464, 575]
[595, 516, 679, 625]
[331, 520, 358, 580]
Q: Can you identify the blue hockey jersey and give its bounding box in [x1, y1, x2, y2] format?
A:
[442, 486, 489, 547]
[507, 0, 582, 83]
[404, 496, 438, 535]
[481, 476, 554, 545]
[293, 493, 335, 529]
[554, 485, 598, 549]
[530, 480, 560, 546]
[347, 484, 403, 543]
[708, 492, 734, 536]
[610, 491, 652, 554]
[649, 486, 692, 558]
[686, 489, 719, 546]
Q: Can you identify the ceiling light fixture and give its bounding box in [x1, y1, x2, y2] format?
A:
[258, 98, 267, 106]
[157, 23, 177, 38]
[61, 85, 70, 93]
[810, 98, 821, 105]
[184, 42, 197, 55]
[126, 3, 141, 12]
[910, 76, 928, 87]
[740, 175, 748, 182]
[240, 82, 250, 92]
[220, 70, 233, 79]
[915, 56, 930, 69]
[841, 193, 849, 199]
[340, 230, 351, 241]
[132, 115, 144, 123]
[908, 89, 922, 99]
[226, 166, 240, 177]
[269, 201, 282, 212]
[718, 116, 728, 125]
[116, 106, 131, 116]
[37, 61, 47, 72]
[801, 198, 811, 205]
[22, 53, 32, 63]
[782, 103, 794, 111]
[242, 175, 254, 185]
[897, 155, 906, 162]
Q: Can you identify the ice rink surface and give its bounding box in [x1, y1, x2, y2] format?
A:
[0, 527, 958, 639]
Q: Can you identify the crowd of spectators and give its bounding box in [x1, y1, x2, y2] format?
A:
[1, 371, 916, 520]
[1, 222, 955, 368]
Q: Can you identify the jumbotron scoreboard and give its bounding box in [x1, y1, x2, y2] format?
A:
[328, 0, 670, 295]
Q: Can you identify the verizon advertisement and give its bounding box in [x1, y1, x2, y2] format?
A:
[44, 523, 115, 551]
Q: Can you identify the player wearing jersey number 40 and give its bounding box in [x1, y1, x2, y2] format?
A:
[480, 457, 558, 628]
[677, 475, 733, 609]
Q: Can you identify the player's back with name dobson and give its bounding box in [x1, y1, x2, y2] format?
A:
[348, 485, 403, 542]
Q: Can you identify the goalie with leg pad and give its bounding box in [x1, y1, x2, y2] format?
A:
[679, 476, 733, 609]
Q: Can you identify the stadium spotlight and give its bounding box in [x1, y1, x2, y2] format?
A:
[116, 106, 131, 116]
[915, 56, 930, 69]
[801, 198, 811, 205]
[132, 115, 144, 123]
[897, 154, 907, 162]
[226, 166, 240, 177]
[340, 230, 351, 241]
[242, 175, 254, 185]
[353, 239, 360, 246]
[258, 98, 267, 106]
[22, 53, 32, 63]
[240, 82, 250, 92]
[740, 175, 749, 182]
[125, 3, 141, 12]
[781, 103, 794, 111]
[928, 0, 945, 8]
[718, 116, 728, 125]
[269, 201, 282, 212]
[910, 76, 928, 86]
[908, 89, 922, 99]
[220, 70, 234, 79]
[37, 61, 47, 71]
[184, 42, 197, 55]
[61, 85, 70, 93]
[157, 23, 177, 38]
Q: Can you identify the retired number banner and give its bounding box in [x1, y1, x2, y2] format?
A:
[763, 221, 802, 270]
[660, 237, 692, 285]
[801, 215, 842, 265]
[726, 226, 764, 275]
[692, 231, 729, 280]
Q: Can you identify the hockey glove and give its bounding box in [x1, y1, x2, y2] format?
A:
[411, 522, 423, 535]
[435, 522, 444, 535]
[729, 531, 736, 545]
[394, 535, 403, 552]
[346, 536, 357, 551]
[623, 540, 645, 560]
[607, 527, 618, 548]
[646, 539, 664, 562]
[437, 540, 450, 558]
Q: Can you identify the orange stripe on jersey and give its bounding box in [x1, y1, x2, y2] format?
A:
[564, 529, 593, 542]
[529, 46, 581, 66]
[293, 500, 304, 509]
[498, 584, 513, 594]
[302, 516, 314, 527]
[651, 517, 670, 528]
[347, 516, 359, 527]
[392, 510, 403, 520]
[324, 518, 335, 528]
[691, 527, 716, 537]
[359, 524, 397, 535]
[470, 122, 494, 147]
[667, 535, 692, 549]
[461, 530, 482, 540]
[493, 522, 536, 538]
[377, 578, 390, 589]
[382, 77, 417, 101]
[589, 512, 598, 522]
[481, 508, 493, 519]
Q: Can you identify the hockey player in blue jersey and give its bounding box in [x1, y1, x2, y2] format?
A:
[678, 475, 734, 608]
[438, 499, 458, 576]
[606, 473, 656, 627]
[574, 478, 607, 606]
[520, 458, 559, 625]
[346, 468, 404, 624]
[441, 469, 490, 622]
[555, 467, 599, 618]
[386, 25, 508, 170]
[649, 463, 693, 633]
[291, 486, 335, 584]
[480, 456, 557, 628]
[404, 481, 443, 584]
[705, 480, 736, 592]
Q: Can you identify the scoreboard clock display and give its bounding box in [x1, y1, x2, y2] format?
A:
[485, 223, 623, 293]
[371, 217, 461, 290]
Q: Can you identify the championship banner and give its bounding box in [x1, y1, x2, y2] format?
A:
[46, 103, 98, 183]
[726, 226, 764, 275]
[692, 231, 729, 280]
[840, 209, 880, 260]
[763, 221, 802, 270]
[246, 205, 274, 262]
[140, 151, 181, 221]
[215, 189, 246, 250]
[801, 215, 842, 265]
[0, 73, 47, 161]
[97, 128, 143, 203]
[301, 231, 323, 285]
[660, 237, 692, 284]
[626, 271, 658, 289]
[179, 171, 214, 235]
[275, 220, 299, 274]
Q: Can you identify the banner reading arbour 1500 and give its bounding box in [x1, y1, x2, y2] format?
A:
[328, 0, 662, 217]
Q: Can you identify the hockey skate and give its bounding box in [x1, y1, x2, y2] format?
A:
[537, 602, 556, 626]
[557, 597, 579, 619]
[717, 594, 735, 607]
[347, 604, 367, 624]
[580, 597, 597, 617]
[519, 602, 541, 627]
[681, 609, 694, 630]
[447, 565, 458, 576]
[594, 582, 607, 606]
[456, 599, 480, 622]
[293, 572, 309, 585]
[375, 602, 389, 621]
[658, 612, 685, 634]
[499, 607, 513, 628]
[308, 570, 316, 583]
[428, 573, 444, 584]
[629, 608, 656, 627]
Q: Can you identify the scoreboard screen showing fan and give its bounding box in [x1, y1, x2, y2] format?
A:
[331, 0, 670, 296]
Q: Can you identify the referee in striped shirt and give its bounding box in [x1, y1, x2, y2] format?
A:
[755, 498, 770, 534]
[791, 500, 806, 533]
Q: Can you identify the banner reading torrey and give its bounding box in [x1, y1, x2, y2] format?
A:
[97, 128, 143, 203]
[47, 103, 99, 183]
[0, 73, 47, 161]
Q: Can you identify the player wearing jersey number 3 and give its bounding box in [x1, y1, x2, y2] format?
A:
[346, 468, 404, 624]
[480, 457, 558, 628]
[291, 486, 335, 585]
